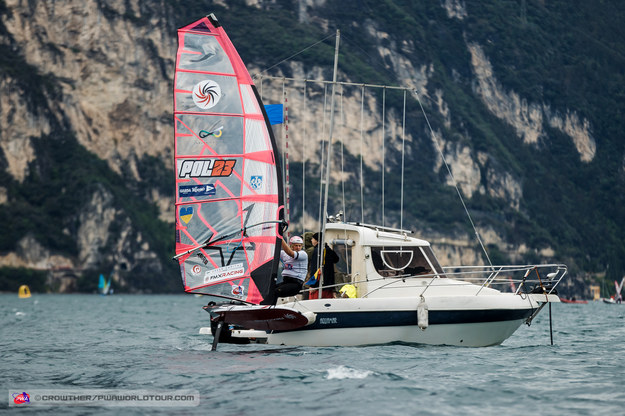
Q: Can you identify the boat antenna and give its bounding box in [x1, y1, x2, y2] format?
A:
[411, 89, 495, 269]
[319, 29, 341, 298]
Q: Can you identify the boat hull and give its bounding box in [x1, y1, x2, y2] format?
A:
[264, 318, 528, 347]
[218, 294, 552, 347]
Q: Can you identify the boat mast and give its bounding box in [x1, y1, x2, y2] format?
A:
[318, 29, 340, 297]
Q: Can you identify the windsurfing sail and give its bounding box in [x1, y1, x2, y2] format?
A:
[174, 14, 284, 304]
[98, 274, 110, 295]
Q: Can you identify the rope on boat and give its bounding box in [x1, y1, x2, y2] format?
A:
[302, 82, 307, 230]
[359, 84, 365, 223]
[283, 82, 291, 236]
[255, 71, 495, 269]
[410, 88, 495, 269]
[401, 89, 406, 231]
[317, 83, 328, 232]
[381, 86, 386, 227]
[340, 84, 346, 220]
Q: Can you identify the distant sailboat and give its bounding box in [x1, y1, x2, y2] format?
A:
[98, 274, 111, 295]
[603, 277, 624, 304]
[18, 285, 31, 298]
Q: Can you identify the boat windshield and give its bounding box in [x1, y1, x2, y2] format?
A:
[371, 246, 445, 278]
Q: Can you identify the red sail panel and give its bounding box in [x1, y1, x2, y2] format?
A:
[174, 14, 283, 304]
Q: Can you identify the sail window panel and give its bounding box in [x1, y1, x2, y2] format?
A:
[177, 199, 242, 248]
[244, 118, 271, 154]
[178, 198, 252, 285]
[182, 253, 250, 296]
[242, 159, 279, 198]
[176, 156, 243, 204]
[177, 33, 235, 75]
[188, 279, 253, 300]
[240, 84, 261, 115]
[175, 73, 242, 114]
[240, 201, 280, 270]
[175, 114, 244, 156]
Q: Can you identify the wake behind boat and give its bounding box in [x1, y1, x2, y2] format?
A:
[173, 14, 566, 350]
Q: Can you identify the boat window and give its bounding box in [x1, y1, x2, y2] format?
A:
[332, 243, 352, 284]
[421, 246, 445, 276]
[371, 246, 439, 278]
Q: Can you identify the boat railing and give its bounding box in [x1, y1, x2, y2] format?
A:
[304, 263, 567, 299]
[441, 264, 567, 296]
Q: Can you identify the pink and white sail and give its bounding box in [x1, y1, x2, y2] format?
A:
[174, 14, 283, 304]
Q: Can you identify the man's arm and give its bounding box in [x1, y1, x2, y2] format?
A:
[281, 238, 295, 258]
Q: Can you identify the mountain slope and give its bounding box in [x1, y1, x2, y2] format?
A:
[0, 0, 623, 298]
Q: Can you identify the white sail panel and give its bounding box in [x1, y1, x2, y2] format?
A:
[175, 74, 242, 114]
[245, 118, 271, 154]
[177, 33, 235, 75]
[175, 114, 244, 156]
[240, 84, 261, 115]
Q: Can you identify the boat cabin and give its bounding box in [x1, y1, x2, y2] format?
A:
[322, 222, 446, 298]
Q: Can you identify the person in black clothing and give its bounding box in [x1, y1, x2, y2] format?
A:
[307, 232, 339, 299]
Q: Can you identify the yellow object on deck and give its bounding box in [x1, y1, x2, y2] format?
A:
[339, 284, 357, 298]
[18, 285, 31, 298]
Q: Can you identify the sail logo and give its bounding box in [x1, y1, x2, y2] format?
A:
[179, 184, 216, 198]
[197, 252, 208, 265]
[204, 263, 245, 284]
[250, 175, 263, 191]
[231, 285, 244, 296]
[179, 206, 194, 223]
[192, 264, 202, 275]
[192, 80, 221, 109]
[12, 392, 30, 405]
[199, 126, 223, 138]
[178, 159, 236, 178]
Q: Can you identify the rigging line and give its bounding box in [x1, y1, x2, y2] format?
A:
[338, 33, 438, 105]
[381, 87, 386, 228]
[302, 82, 307, 231]
[320, 30, 341, 298]
[258, 75, 414, 92]
[401, 89, 406, 231]
[283, 81, 291, 236]
[252, 33, 336, 79]
[317, 83, 328, 231]
[340, 84, 346, 221]
[259, 77, 263, 99]
[360, 85, 365, 223]
[411, 89, 495, 269]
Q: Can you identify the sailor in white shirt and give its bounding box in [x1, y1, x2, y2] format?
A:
[272, 235, 308, 303]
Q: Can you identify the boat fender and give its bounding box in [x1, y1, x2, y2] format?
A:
[417, 296, 428, 331]
[302, 311, 317, 326]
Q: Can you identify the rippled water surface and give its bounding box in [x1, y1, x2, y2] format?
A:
[2, 294, 624, 415]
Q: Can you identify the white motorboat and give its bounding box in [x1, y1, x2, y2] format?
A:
[208, 221, 565, 347]
[172, 14, 566, 350]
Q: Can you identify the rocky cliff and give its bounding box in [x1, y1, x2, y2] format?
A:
[1, 0, 622, 297]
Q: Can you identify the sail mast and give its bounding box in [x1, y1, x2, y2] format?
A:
[318, 30, 340, 297]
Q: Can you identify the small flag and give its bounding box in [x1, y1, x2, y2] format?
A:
[264, 104, 284, 125]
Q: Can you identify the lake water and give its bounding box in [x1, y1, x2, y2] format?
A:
[1, 294, 624, 415]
